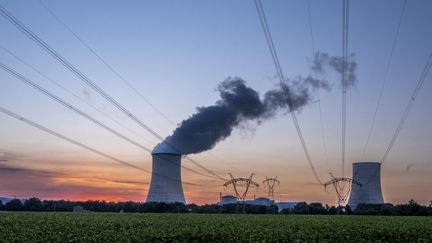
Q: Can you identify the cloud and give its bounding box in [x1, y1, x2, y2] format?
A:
[81, 88, 92, 103]
[405, 163, 416, 173]
[0, 163, 64, 177]
[0, 163, 150, 201]
[0, 150, 26, 161]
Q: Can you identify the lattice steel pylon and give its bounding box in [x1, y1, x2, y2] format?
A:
[262, 176, 280, 201]
[323, 172, 361, 207]
[223, 173, 259, 200]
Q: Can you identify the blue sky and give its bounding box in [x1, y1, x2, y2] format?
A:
[0, 0, 431, 204]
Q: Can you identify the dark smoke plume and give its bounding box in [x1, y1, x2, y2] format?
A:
[162, 76, 327, 155]
[159, 52, 356, 155]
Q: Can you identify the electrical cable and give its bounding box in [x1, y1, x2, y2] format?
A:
[381, 53, 432, 163]
[254, 0, 323, 185]
[37, 0, 176, 127]
[0, 105, 200, 185]
[0, 4, 226, 181]
[361, 0, 407, 159]
[364, 52, 432, 186]
[0, 62, 220, 180]
[0, 45, 155, 146]
[306, 0, 330, 173]
[341, 0, 349, 178]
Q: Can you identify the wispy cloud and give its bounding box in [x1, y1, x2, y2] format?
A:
[0, 163, 148, 201]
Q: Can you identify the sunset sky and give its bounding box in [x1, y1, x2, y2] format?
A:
[1, 0, 431, 205]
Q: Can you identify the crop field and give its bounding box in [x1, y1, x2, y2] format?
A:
[0, 212, 431, 242]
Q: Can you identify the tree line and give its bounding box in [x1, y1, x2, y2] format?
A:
[0, 198, 431, 216]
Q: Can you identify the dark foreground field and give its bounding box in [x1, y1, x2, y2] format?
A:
[0, 212, 431, 242]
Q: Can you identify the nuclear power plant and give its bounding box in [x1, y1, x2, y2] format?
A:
[348, 162, 384, 208]
[145, 143, 186, 204]
[144, 152, 387, 208]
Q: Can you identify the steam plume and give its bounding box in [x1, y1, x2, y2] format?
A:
[162, 76, 326, 155]
[312, 52, 358, 87]
[158, 52, 356, 155]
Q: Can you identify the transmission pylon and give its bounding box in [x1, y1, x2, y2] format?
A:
[262, 176, 280, 201]
[223, 173, 259, 200]
[323, 172, 361, 207]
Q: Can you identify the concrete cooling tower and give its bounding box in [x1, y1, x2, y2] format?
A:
[145, 143, 186, 204]
[348, 162, 384, 209]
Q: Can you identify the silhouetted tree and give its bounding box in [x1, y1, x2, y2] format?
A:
[5, 199, 23, 211]
[355, 204, 380, 215]
[394, 199, 421, 216]
[24, 197, 43, 211]
[379, 204, 394, 216]
[191, 204, 221, 213]
[292, 202, 309, 214]
[1, 198, 430, 215]
[308, 203, 327, 214]
[344, 205, 353, 215]
[328, 206, 338, 215]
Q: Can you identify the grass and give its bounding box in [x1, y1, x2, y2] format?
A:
[0, 212, 431, 242]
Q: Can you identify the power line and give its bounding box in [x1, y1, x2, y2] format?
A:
[36, 1, 232, 179]
[0, 4, 226, 181]
[0, 62, 152, 152]
[254, 0, 323, 185]
[381, 53, 432, 163]
[361, 0, 407, 159]
[341, 0, 349, 177]
[0, 105, 200, 185]
[0, 3, 162, 139]
[306, 0, 329, 172]
[363, 52, 432, 186]
[0, 45, 154, 146]
[37, 0, 176, 126]
[0, 106, 145, 172]
[0, 62, 219, 180]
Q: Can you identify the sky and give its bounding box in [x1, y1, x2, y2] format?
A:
[0, 0, 431, 205]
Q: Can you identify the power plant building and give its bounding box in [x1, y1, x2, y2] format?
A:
[218, 195, 299, 212]
[145, 143, 186, 204]
[219, 195, 237, 205]
[348, 162, 384, 209]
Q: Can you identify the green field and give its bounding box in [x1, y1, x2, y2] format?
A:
[0, 212, 431, 242]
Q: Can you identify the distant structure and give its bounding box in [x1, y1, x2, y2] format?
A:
[218, 195, 299, 212]
[0, 197, 25, 204]
[219, 175, 298, 212]
[73, 205, 85, 212]
[222, 173, 259, 201]
[323, 172, 361, 207]
[275, 202, 300, 212]
[262, 176, 280, 200]
[219, 194, 237, 205]
[246, 197, 272, 206]
[348, 162, 384, 209]
[146, 143, 186, 204]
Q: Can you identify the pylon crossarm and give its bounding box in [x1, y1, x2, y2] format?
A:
[222, 173, 259, 200]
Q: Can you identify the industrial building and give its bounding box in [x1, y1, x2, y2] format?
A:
[145, 143, 186, 204]
[219, 195, 237, 205]
[218, 195, 298, 211]
[348, 162, 384, 209]
[247, 197, 273, 206]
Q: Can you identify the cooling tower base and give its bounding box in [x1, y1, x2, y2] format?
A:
[348, 162, 384, 209]
[146, 153, 186, 204]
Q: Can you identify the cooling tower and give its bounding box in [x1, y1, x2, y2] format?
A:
[145, 143, 186, 204]
[348, 162, 384, 209]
